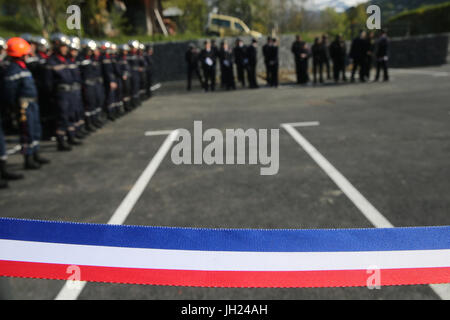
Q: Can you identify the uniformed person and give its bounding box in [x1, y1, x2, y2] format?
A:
[350, 30, 369, 83]
[200, 40, 217, 92]
[4, 37, 50, 168]
[375, 30, 389, 82]
[99, 41, 119, 121]
[68, 37, 88, 139]
[246, 39, 259, 89]
[267, 37, 279, 88]
[218, 40, 235, 90]
[144, 44, 154, 98]
[321, 35, 331, 81]
[79, 39, 100, 132]
[185, 43, 203, 91]
[233, 39, 248, 88]
[291, 35, 305, 84]
[0, 37, 25, 188]
[46, 33, 80, 151]
[32, 36, 54, 140]
[111, 43, 125, 117]
[312, 37, 324, 84]
[118, 44, 133, 111]
[292, 36, 310, 85]
[137, 43, 148, 101]
[329, 34, 348, 83]
[262, 37, 272, 86]
[127, 40, 141, 108]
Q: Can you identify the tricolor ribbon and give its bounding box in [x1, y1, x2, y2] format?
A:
[0, 218, 449, 288]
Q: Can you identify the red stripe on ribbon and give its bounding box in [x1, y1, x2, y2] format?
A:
[1, 260, 449, 288]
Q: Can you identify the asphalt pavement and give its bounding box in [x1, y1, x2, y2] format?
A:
[1, 65, 450, 299]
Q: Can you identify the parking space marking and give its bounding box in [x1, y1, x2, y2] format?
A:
[145, 130, 175, 137]
[281, 122, 450, 300]
[390, 69, 449, 77]
[55, 130, 179, 300]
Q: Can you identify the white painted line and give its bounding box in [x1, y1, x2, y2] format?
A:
[55, 130, 179, 300]
[391, 69, 449, 77]
[281, 123, 393, 228]
[284, 121, 320, 128]
[281, 122, 450, 300]
[145, 130, 175, 137]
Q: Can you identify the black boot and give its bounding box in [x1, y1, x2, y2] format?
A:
[33, 152, 50, 165]
[24, 155, 41, 170]
[85, 118, 97, 133]
[75, 130, 86, 140]
[57, 135, 72, 152]
[80, 125, 90, 136]
[67, 133, 83, 146]
[0, 160, 24, 181]
[93, 118, 103, 129]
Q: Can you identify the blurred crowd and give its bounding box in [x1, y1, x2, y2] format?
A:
[0, 34, 154, 189]
[0, 29, 390, 189]
[185, 29, 390, 91]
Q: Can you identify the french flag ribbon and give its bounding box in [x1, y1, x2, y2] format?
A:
[0, 218, 449, 288]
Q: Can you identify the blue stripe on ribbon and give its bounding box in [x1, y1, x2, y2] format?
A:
[0, 218, 449, 252]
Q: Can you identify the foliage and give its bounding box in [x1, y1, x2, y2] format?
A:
[386, 1, 450, 36]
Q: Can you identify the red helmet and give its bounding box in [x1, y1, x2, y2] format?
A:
[6, 37, 31, 58]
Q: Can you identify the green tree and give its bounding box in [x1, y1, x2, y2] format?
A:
[165, 0, 208, 34]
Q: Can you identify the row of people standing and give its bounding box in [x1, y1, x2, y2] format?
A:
[186, 37, 280, 92]
[185, 30, 390, 92]
[0, 34, 155, 189]
[293, 30, 390, 85]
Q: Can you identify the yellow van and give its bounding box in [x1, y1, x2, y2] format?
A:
[206, 13, 262, 39]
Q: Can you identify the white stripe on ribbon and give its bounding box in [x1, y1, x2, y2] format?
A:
[1, 239, 449, 272]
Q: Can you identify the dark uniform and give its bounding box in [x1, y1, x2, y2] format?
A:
[291, 38, 305, 84]
[46, 52, 79, 150]
[185, 45, 203, 91]
[79, 42, 103, 131]
[375, 33, 389, 82]
[111, 49, 124, 116]
[246, 40, 259, 89]
[144, 45, 154, 98]
[138, 47, 148, 100]
[312, 38, 325, 84]
[267, 40, 279, 88]
[219, 43, 235, 90]
[350, 32, 370, 82]
[91, 50, 106, 125]
[200, 45, 217, 92]
[68, 54, 87, 139]
[321, 35, 331, 80]
[262, 38, 272, 86]
[233, 41, 248, 88]
[34, 50, 53, 139]
[127, 41, 141, 107]
[4, 59, 44, 167]
[118, 45, 133, 111]
[292, 38, 309, 84]
[100, 49, 118, 120]
[329, 36, 347, 83]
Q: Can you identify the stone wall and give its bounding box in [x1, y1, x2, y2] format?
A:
[151, 33, 450, 83]
[387, 33, 449, 68]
